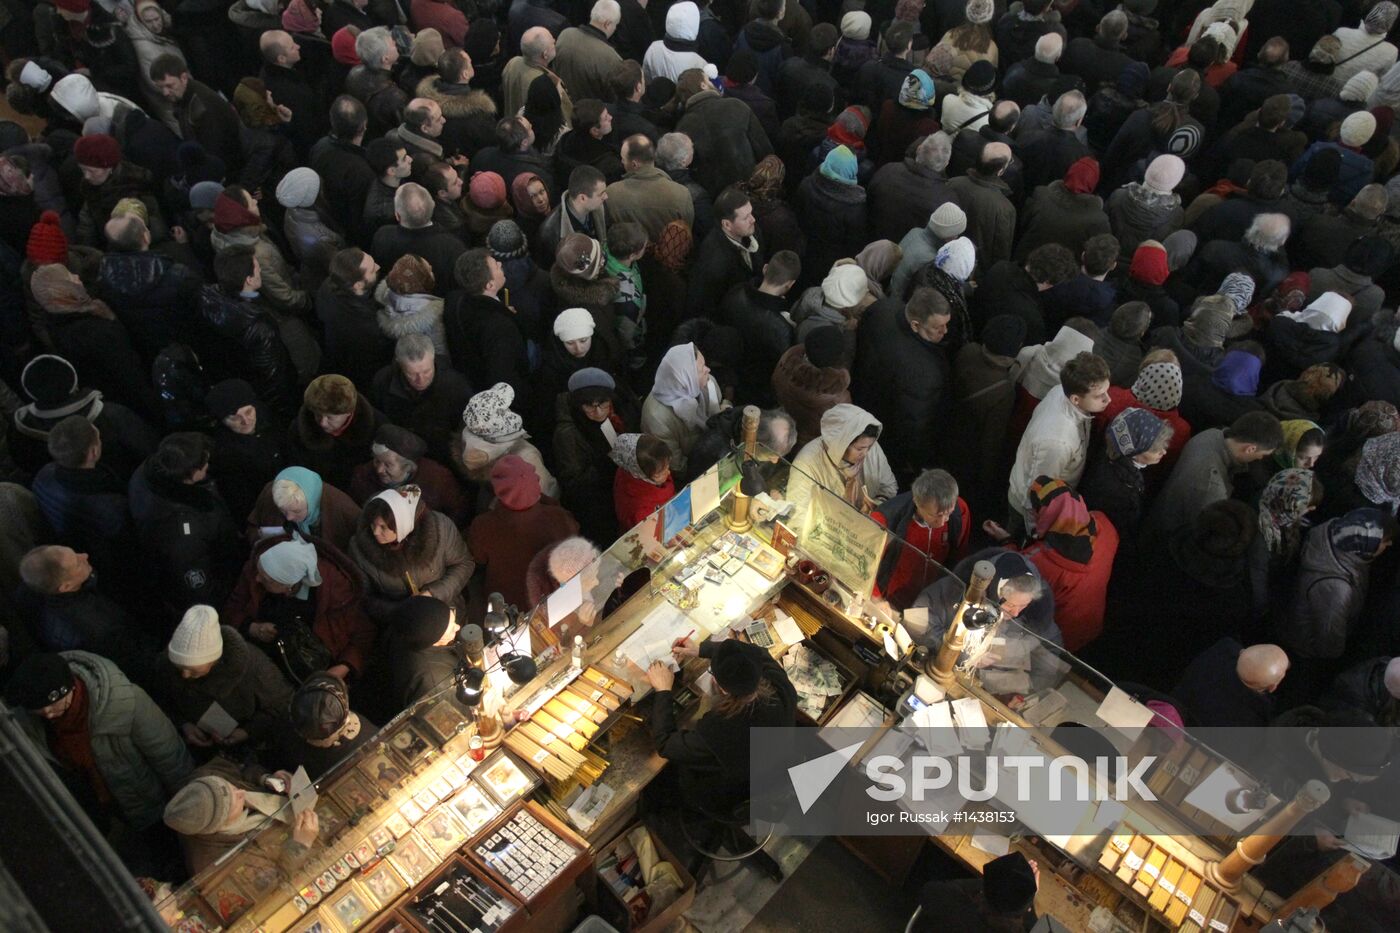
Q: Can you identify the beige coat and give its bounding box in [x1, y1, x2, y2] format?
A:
[604, 166, 695, 239]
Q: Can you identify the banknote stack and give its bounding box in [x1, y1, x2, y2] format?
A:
[783, 644, 846, 720]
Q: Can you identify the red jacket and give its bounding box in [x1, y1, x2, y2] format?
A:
[222, 534, 377, 675]
[410, 0, 468, 45]
[466, 498, 580, 610]
[613, 467, 675, 531]
[1018, 511, 1120, 653]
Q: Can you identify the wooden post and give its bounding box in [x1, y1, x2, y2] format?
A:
[1272, 852, 1371, 920]
[727, 406, 762, 533]
[929, 560, 995, 687]
[1204, 780, 1330, 891]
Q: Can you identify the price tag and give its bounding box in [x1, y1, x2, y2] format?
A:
[1175, 888, 1194, 905]
[1143, 862, 1161, 879]
[553, 723, 572, 742]
[590, 689, 604, 702]
[1159, 880, 1176, 895]
[1124, 852, 1144, 871]
[531, 748, 550, 765]
[1209, 921, 1229, 932]
[1188, 910, 1205, 925]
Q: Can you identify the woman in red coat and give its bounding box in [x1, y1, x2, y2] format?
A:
[222, 532, 377, 681]
[987, 477, 1119, 653]
[612, 433, 677, 531]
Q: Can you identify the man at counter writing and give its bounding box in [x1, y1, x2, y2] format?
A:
[642, 635, 797, 819]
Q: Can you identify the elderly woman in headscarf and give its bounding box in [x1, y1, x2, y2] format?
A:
[554, 368, 636, 542]
[1080, 407, 1173, 544]
[1098, 349, 1194, 467]
[742, 155, 804, 255]
[787, 403, 898, 531]
[224, 531, 376, 681]
[1315, 402, 1400, 511]
[985, 477, 1120, 652]
[1156, 294, 1235, 375]
[1107, 154, 1186, 256]
[459, 382, 559, 502]
[348, 486, 475, 622]
[1353, 433, 1400, 516]
[815, 106, 875, 180]
[796, 145, 869, 287]
[855, 240, 903, 301]
[1248, 466, 1322, 626]
[1211, 348, 1263, 399]
[1260, 362, 1345, 422]
[641, 342, 726, 478]
[29, 262, 160, 421]
[1278, 507, 1394, 661]
[1265, 292, 1352, 378]
[401, 27, 445, 95]
[246, 466, 362, 554]
[933, 0, 999, 80]
[877, 69, 942, 166]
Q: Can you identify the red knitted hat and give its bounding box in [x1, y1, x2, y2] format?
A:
[212, 192, 261, 232]
[1129, 242, 1170, 286]
[74, 133, 121, 170]
[26, 211, 68, 266]
[332, 27, 362, 65]
[1063, 157, 1100, 195]
[490, 454, 542, 511]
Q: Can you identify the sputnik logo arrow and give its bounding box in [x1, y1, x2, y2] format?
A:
[787, 741, 865, 813]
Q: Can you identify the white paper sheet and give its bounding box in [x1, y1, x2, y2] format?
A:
[773, 612, 805, 646]
[1182, 763, 1277, 833]
[1344, 810, 1400, 859]
[910, 702, 962, 756]
[546, 572, 584, 627]
[289, 765, 317, 815]
[615, 603, 692, 670]
[1094, 686, 1155, 741]
[689, 466, 721, 522]
[600, 419, 618, 448]
[951, 696, 991, 748]
[971, 834, 1011, 856]
[197, 701, 239, 740]
[893, 622, 914, 654]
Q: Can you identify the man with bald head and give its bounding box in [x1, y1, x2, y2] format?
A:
[503, 26, 572, 122]
[948, 141, 1017, 265]
[1173, 638, 1289, 729]
[556, 0, 625, 104]
[604, 134, 695, 237]
[1219, 37, 1294, 129]
[370, 182, 467, 295]
[1325, 656, 1400, 725]
[259, 29, 324, 156]
[388, 98, 458, 177]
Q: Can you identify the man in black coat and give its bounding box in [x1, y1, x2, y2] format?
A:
[854, 22, 916, 111]
[127, 432, 245, 618]
[205, 379, 286, 527]
[774, 22, 840, 119]
[867, 132, 957, 244]
[853, 288, 953, 482]
[317, 248, 394, 390]
[195, 249, 300, 420]
[1014, 89, 1092, 191]
[371, 339, 473, 465]
[1060, 11, 1134, 94]
[310, 97, 377, 241]
[1172, 638, 1289, 728]
[29, 416, 143, 597]
[344, 26, 409, 138]
[995, 0, 1065, 69]
[1218, 38, 1294, 130]
[258, 30, 326, 158]
[370, 183, 467, 296]
[383, 596, 462, 720]
[1002, 32, 1065, 108]
[96, 215, 200, 368]
[970, 243, 1076, 346]
[687, 187, 766, 319]
[444, 249, 532, 413]
[719, 250, 800, 406]
[470, 116, 558, 198]
[150, 53, 245, 182]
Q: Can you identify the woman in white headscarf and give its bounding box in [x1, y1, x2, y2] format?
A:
[1185, 0, 1251, 52]
[348, 486, 476, 622]
[786, 403, 898, 532]
[116, 0, 186, 130]
[641, 342, 726, 477]
[223, 531, 376, 681]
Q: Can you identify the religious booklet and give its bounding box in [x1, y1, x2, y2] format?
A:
[1343, 810, 1400, 860]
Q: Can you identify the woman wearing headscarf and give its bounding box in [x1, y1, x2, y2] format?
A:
[1212, 349, 1263, 398]
[120, 0, 186, 130]
[1353, 433, 1400, 515]
[742, 155, 805, 255]
[348, 486, 474, 622]
[223, 531, 376, 681]
[641, 342, 726, 478]
[1264, 292, 1352, 379]
[459, 382, 560, 503]
[524, 74, 569, 155]
[1118, 240, 1180, 328]
[1180, 345, 1265, 429]
[612, 433, 676, 530]
[875, 69, 942, 167]
[401, 28, 445, 95]
[855, 240, 903, 302]
[1106, 154, 1186, 257]
[1080, 408, 1173, 544]
[1152, 294, 1234, 379]
[510, 172, 553, 242]
[1260, 363, 1345, 422]
[933, 1, 999, 80]
[554, 368, 636, 542]
[1247, 467, 1322, 629]
[1314, 403, 1400, 518]
[795, 145, 869, 289]
[29, 263, 161, 422]
[786, 403, 898, 532]
[988, 477, 1120, 652]
[1097, 350, 1194, 468]
[246, 466, 362, 555]
[1274, 421, 1326, 471]
[814, 106, 874, 180]
[1276, 508, 1393, 662]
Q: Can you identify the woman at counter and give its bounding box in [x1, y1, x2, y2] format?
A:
[785, 403, 898, 531]
[245, 466, 361, 555]
[348, 486, 474, 623]
[643, 636, 797, 814]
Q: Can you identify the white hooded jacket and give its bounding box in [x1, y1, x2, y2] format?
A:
[50, 74, 143, 124]
[1015, 325, 1095, 400]
[786, 403, 897, 533]
[643, 3, 715, 82]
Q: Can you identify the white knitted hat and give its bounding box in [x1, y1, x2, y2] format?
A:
[168, 605, 224, 667]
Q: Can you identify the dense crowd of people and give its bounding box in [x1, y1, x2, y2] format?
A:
[0, 0, 1399, 922]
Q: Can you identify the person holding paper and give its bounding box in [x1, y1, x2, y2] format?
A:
[244, 466, 362, 555]
[553, 367, 638, 542]
[161, 605, 293, 752]
[642, 635, 797, 814]
[163, 756, 321, 874]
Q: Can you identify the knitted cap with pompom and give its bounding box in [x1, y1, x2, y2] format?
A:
[26, 211, 68, 266]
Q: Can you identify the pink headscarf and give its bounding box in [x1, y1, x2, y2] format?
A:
[282, 0, 321, 34]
